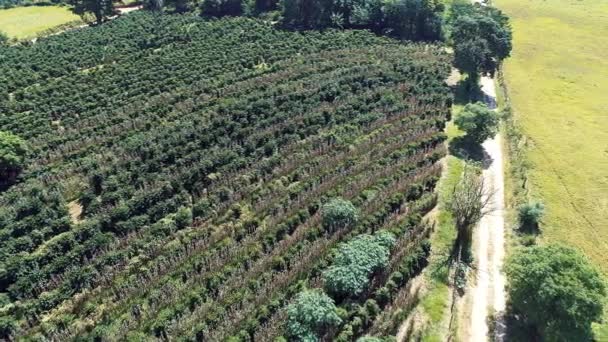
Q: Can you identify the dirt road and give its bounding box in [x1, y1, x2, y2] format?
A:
[469, 76, 507, 342]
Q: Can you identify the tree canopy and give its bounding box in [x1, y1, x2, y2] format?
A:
[454, 102, 499, 143]
[287, 289, 342, 341]
[321, 198, 359, 232]
[323, 231, 396, 297]
[505, 245, 606, 342]
[69, 0, 115, 24]
[450, 3, 512, 77]
[0, 131, 27, 187]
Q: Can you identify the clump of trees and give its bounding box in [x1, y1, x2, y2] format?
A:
[286, 289, 342, 341]
[323, 231, 395, 298]
[322, 198, 359, 232]
[448, 1, 512, 85]
[0, 131, 28, 188]
[454, 102, 499, 144]
[505, 245, 606, 341]
[69, 0, 115, 25]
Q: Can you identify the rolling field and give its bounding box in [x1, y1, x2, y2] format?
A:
[0, 6, 80, 39]
[496, 0, 608, 271]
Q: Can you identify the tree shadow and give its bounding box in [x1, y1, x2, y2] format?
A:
[448, 136, 492, 169]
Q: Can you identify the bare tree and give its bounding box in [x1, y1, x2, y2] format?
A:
[447, 164, 493, 261]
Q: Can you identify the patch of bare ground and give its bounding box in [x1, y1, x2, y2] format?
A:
[68, 200, 83, 224]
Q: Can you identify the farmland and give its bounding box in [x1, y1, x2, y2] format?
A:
[0, 6, 81, 39]
[0, 12, 452, 340]
[497, 0, 608, 272]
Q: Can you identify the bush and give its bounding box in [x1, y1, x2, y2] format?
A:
[505, 245, 606, 341]
[454, 102, 499, 144]
[0, 131, 28, 187]
[518, 201, 544, 230]
[321, 198, 359, 232]
[323, 231, 395, 298]
[287, 289, 342, 341]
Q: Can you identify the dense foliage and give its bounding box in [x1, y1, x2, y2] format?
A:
[286, 289, 342, 341]
[449, 1, 512, 79]
[0, 12, 451, 340]
[505, 245, 606, 342]
[322, 198, 359, 232]
[454, 102, 499, 143]
[324, 231, 395, 298]
[0, 131, 28, 187]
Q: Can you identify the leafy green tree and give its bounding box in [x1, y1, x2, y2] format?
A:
[518, 201, 544, 230]
[450, 5, 511, 81]
[323, 231, 395, 297]
[505, 245, 606, 341]
[287, 289, 342, 341]
[321, 198, 359, 232]
[454, 102, 499, 143]
[0, 131, 28, 187]
[69, 0, 115, 25]
[384, 0, 442, 41]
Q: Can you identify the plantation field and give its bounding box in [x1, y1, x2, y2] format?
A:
[497, 0, 608, 272]
[0, 6, 81, 39]
[0, 13, 452, 340]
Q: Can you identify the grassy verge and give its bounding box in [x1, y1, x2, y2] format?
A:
[0, 6, 81, 39]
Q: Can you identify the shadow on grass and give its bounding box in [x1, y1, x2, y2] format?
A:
[453, 78, 483, 106]
[448, 136, 492, 169]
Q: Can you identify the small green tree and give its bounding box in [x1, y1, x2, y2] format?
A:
[323, 231, 395, 298]
[505, 245, 606, 341]
[518, 201, 544, 230]
[0, 131, 28, 187]
[0, 31, 9, 46]
[321, 198, 359, 232]
[287, 289, 342, 341]
[454, 102, 499, 144]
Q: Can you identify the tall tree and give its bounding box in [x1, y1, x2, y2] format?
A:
[505, 245, 606, 341]
[287, 289, 342, 341]
[450, 4, 511, 82]
[69, 0, 115, 25]
[454, 102, 499, 143]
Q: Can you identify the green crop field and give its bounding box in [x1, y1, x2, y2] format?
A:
[0, 6, 80, 39]
[497, 0, 608, 271]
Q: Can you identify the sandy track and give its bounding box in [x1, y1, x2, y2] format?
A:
[469, 76, 507, 342]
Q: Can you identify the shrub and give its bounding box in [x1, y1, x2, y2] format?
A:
[321, 198, 359, 232]
[505, 245, 606, 341]
[518, 201, 544, 230]
[323, 231, 395, 298]
[286, 289, 342, 341]
[0, 131, 28, 186]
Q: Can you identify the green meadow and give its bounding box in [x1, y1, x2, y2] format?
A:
[0, 6, 80, 39]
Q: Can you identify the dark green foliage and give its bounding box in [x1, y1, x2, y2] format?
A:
[450, 3, 512, 77]
[383, 0, 442, 41]
[201, 0, 245, 16]
[0, 131, 27, 187]
[287, 289, 342, 341]
[518, 201, 544, 231]
[505, 245, 606, 342]
[321, 198, 359, 232]
[68, 0, 115, 24]
[323, 231, 395, 297]
[0, 31, 8, 46]
[454, 102, 499, 143]
[0, 13, 451, 340]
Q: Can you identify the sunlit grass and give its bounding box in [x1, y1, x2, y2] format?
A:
[0, 6, 81, 39]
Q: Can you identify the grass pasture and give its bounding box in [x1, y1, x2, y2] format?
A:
[496, 0, 608, 271]
[0, 6, 81, 39]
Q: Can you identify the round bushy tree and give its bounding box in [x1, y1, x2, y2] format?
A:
[505, 245, 606, 341]
[323, 231, 395, 298]
[0, 131, 28, 186]
[287, 289, 342, 341]
[321, 198, 359, 232]
[454, 102, 499, 143]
